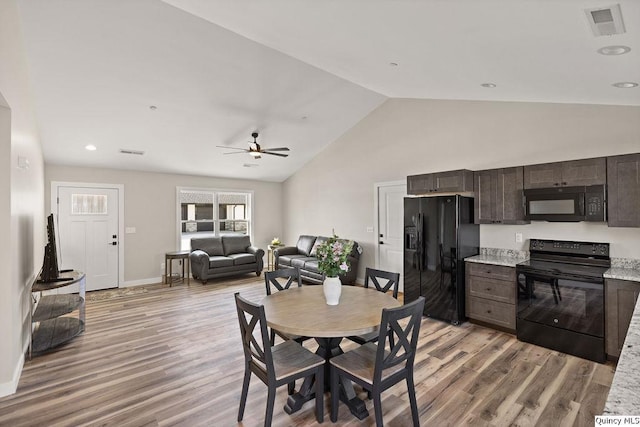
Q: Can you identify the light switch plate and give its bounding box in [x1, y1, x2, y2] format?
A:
[366, 226, 374, 233]
[125, 227, 136, 234]
[515, 232, 523, 243]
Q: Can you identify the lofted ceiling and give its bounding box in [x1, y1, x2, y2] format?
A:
[16, 0, 640, 182]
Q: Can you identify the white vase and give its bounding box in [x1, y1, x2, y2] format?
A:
[323, 276, 342, 305]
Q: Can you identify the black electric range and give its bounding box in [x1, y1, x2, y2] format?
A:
[516, 239, 610, 363]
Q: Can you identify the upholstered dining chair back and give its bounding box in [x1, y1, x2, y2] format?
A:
[264, 267, 301, 295]
[364, 268, 400, 299]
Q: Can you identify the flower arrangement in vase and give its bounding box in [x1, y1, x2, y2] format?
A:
[270, 237, 282, 246]
[315, 234, 354, 305]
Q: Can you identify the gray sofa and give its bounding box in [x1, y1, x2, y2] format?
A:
[189, 235, 264, 284]
[274, 235, 360, 285]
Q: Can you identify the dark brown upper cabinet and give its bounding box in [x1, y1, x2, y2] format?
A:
[474, 167, 528, 225]
[407, 169, 474, 195]
[607, 153, 640, 227]
[523, 157, 606, 189]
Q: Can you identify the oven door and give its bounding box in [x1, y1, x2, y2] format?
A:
[516, 271, 604, 338]
[524, 187, 584, 222]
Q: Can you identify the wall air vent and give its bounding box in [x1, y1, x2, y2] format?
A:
[119, 149, 145, 155]
[585, 4, 625, 36]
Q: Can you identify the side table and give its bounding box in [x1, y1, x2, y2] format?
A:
[30, 270, 86, 358]
[165, 250, 191, 286]
[267, 244, 284, 270]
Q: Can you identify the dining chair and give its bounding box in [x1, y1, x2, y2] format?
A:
[234, 293, 325, 426]
[264, 267, 310, 346]
[346, 268, 401, 345]
[264, 266, 301, 295]
[365, 267, 401, 299]
[330, 296, 425, 426]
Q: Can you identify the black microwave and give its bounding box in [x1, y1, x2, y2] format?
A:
[523, 185, 606, 222]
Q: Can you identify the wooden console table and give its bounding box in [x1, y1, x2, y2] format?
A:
[30, 270, 86, 358]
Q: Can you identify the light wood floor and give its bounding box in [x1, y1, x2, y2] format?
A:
[0, 276, 615, 426]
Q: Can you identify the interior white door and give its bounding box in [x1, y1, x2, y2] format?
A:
[57, 186, 119, 292]
[377, 183, 406, 291]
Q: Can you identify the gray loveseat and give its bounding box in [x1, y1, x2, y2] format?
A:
[274, 235, 360, 285]
[189, 235, 264, 284]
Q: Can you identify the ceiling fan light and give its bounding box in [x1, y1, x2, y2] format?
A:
[249, 151, 261, 158]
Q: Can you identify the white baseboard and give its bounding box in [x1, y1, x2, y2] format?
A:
[121, 276, 162, 288]
[0, 352, 24, 398]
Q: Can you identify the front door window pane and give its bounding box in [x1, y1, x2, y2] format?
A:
[71, 194, 108, 215]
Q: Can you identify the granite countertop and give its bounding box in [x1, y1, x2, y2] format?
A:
[604, 294, 640, 415]
[604, 259, 640, 282]
[465, 248, 528, 268]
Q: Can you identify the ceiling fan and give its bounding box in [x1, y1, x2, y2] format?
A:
[218, 132, 290, 159]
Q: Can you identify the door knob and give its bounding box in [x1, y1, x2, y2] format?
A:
[379, 241, 384, 244]
[110, 242, 117, 246]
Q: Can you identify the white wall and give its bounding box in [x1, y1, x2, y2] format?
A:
[0, 0, 45, 397]
[283, 98, 640, 278]
[45, 165, 283, 284]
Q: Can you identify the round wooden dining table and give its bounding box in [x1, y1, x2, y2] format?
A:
[261, 285, 401, 420]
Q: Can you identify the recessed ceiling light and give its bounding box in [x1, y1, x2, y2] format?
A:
[612, 81, 638, 88]
[85, 144, 97, 151]
[243, 163, 259, 168]
[149, 105, 157, 110]
[597, 45, 631, 55]
[481, 83, 496, 88]
[389, 62, 398, 67]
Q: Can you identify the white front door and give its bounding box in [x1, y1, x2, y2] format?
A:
[377, 183, 406, 291]
[56, 186, 120, 292]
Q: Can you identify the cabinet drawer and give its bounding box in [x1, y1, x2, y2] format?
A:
[469, 276, 515, 304]
[467, 262, 515, 282]
[468, 297, 516, 330]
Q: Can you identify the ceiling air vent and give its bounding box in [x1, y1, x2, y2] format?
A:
[119, 148, 145, 156]
[585, 4, 625, 36]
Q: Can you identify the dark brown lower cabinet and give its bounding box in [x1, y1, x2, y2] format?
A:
[465, 262, 516, 331]
[605, 278, 640, 358]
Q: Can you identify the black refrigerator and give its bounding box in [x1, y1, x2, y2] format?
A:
[404, 195, 479, 325]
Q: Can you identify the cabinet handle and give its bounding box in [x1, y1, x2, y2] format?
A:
[487, 310, 492, 314]
[562, 182, 567, 185]
[553, 183, 559, 186]
[485, 287, 492, 291]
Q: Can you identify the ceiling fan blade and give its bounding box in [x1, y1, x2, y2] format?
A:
[217, 145, 246, 151]
[262, 147, 290, 151]
[223, 151, 249, 155]
[262, 151, 289, 157]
